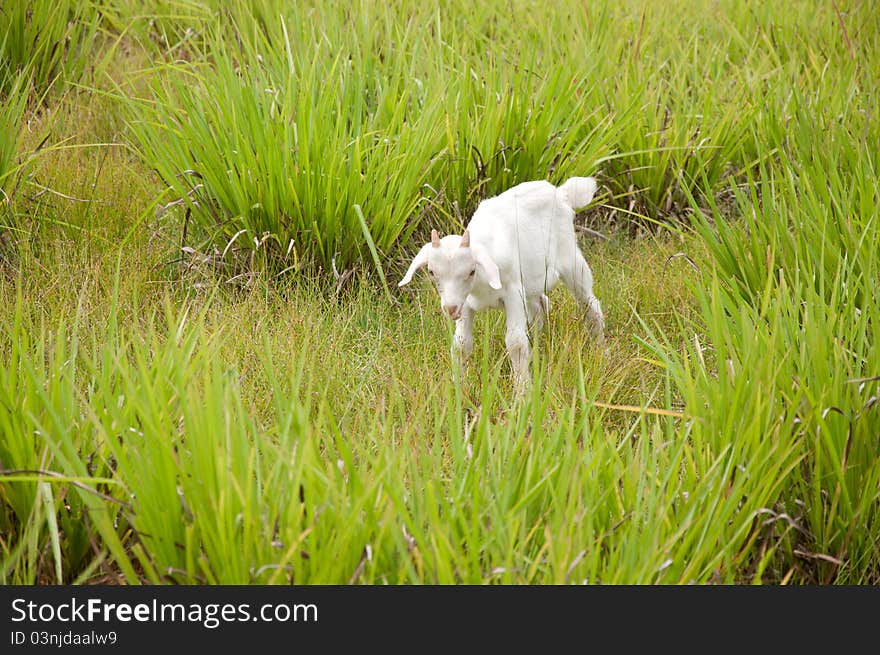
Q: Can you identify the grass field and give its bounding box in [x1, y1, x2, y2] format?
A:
[1, 0, 878, 584]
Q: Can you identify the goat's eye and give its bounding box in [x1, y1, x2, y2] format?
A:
[468, 269, 476, 278]
[428, 270, 436, 277]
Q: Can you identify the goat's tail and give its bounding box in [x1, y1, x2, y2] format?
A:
[557, 177, 598, 211]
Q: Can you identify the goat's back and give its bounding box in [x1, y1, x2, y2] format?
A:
[467, 179, 585, 244]
[466, 179, 585, 294]
[472, 181, 557, 226]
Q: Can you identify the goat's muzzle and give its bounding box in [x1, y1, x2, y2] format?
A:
[443, 304, 461, 320]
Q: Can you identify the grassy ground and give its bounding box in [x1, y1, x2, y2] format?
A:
[1, 0, 878, 584]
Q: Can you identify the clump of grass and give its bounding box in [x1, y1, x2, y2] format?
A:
[644, 260, 880, 583]
[0, 72, 30, 202]
[125, 29, 439, 274]
[1, 72, 38, 261]
[122, 3, 614, 277]
[0, 0, 102, 98]
[647, 109, 880, 584]
[693, 144, 878, 313]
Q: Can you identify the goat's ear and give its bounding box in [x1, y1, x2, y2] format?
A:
[398, 242, 432, 287]
[471, 244, 501, 289]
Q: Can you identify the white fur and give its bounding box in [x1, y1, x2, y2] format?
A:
[399, 177, 605, 391]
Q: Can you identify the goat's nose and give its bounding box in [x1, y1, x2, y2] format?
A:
[444, 304, 460, 319]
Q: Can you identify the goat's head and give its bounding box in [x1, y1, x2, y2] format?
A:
[398, 229, 501, 320]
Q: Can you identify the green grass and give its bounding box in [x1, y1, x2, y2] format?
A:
[0, 0, 878, 584]
[1, 71, 30, 212]
[0, 0, 104, 98]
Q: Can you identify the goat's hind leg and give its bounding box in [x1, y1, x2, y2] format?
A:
[528, 294, 550, 341]
[562, 250, 605, 342]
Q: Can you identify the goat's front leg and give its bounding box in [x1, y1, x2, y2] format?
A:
[452, 304, 475, 373]
[504, 296, 531, 394]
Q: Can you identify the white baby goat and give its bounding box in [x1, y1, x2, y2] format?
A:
[398, 177, 605, 390]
